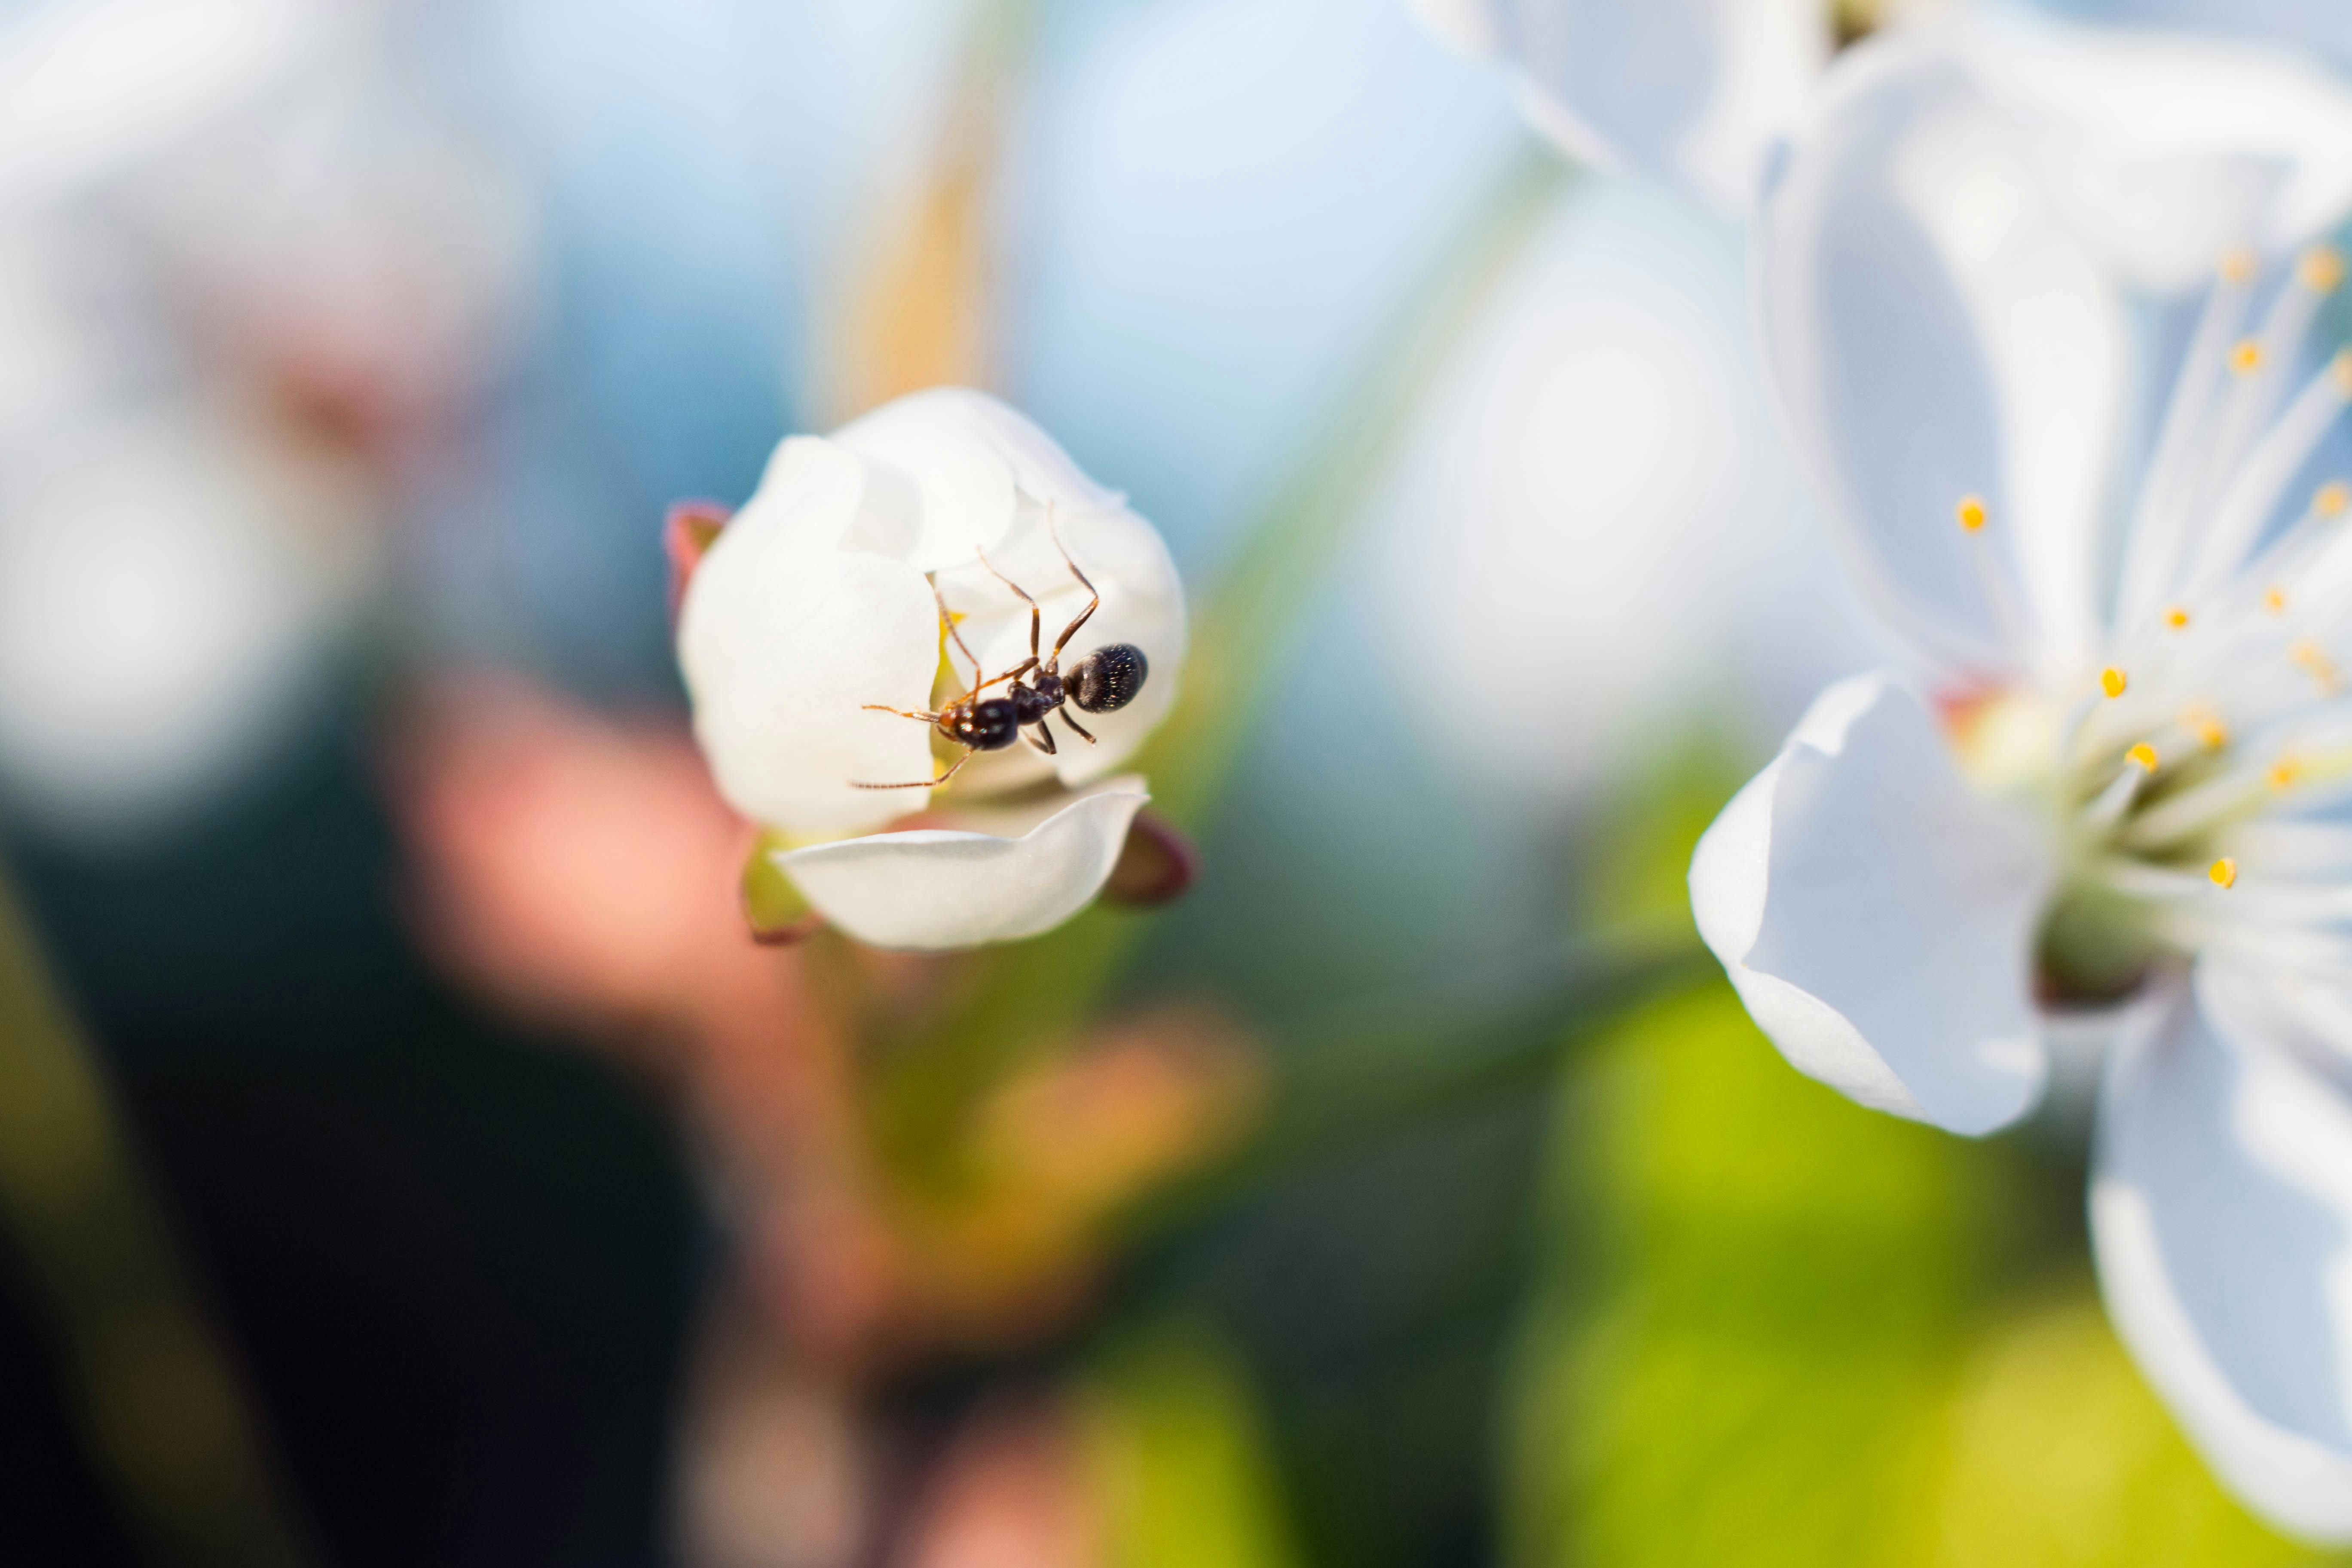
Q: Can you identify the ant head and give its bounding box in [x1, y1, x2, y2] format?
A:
[953, 697, 1023, 751]
[1067, 644, 1148, 713]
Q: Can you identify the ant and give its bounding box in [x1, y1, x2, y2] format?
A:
[854, 522, 1148, 790]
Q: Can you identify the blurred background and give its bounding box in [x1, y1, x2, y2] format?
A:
[0, 0, 2328, 1565]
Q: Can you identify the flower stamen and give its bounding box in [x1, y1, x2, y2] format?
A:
[2301, 246, 2346, 295]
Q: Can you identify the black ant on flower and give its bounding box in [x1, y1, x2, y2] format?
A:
[854, 522, 1148, 790]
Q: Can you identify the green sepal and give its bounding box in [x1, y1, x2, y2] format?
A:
[740, 830, 820, 944]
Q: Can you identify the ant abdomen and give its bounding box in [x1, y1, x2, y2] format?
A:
[1067, 644, 1147, 713]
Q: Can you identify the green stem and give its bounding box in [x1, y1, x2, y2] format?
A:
[868, 147, 1578, 1177]
[1128, 936, 1717, 1240]
[0, 869, 309, 1567]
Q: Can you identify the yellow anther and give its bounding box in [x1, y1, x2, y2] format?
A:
[2101, 667, 2128, 699]
[1955, 494, 1987, 533]
[2335, 349, 2352, 396]
[2265, 585, 2289, 615]
[2303, 246, 2347, 294]
[2269, 756, 2305, 790]
[2183, 704, 2229, 751]
[2291, 637, 2343, 693]
[2127, 743, 2159, 772]
[2209, 857, 2238, 889]
[2220, 248, 2258, 285]
[2320, 480, 2352, 519]
[2165, 605, 2191, 631]
[2232, 339, 2265, 376]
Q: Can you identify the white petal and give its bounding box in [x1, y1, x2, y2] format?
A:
[1953, 12, 2352, 293]
[1690, 672, 2051, 1134]
[677, 438, 939, 839]
[1483, 0, 1829, 213]
[2061, 2, 2352, 76]
[1408, 0, 1502, 56]
[933, 499, 1187, 788]
[1756, 31, 2130, 676]
[2092, 958, 2352, 1543]
[832, 387, 1121, 572]
[779, 778, 1149, 951]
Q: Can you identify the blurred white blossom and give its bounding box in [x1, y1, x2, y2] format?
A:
[1413, 0, 2352, 240]
[1370, 176, 1895, 807]
[0, 0, 531, 839]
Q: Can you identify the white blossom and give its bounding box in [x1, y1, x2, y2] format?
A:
[677, 388, 1186, 951]
[1694, 28, 2352, 1537]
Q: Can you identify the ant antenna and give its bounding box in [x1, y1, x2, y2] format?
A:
[933, 580, 984, 694]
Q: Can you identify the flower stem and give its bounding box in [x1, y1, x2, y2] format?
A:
[0, 868, 310, 1567]
[866, 145, 1580, 1171]
[1123, 935, 1717, 1240]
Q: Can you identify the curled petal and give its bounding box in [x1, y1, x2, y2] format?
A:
[2093, 959, 2352, 1542]
[778, 779, 1150, 951]
[833, 387, 1122, 572]
[1691, 672, 2051, 1134]
[678, 438, 938, 839]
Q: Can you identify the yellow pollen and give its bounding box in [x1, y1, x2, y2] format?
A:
[2265, 585, 2289, 615]
[2220, 248, 2258, 285]
[2231, 339, 2265, 376]
[2209, 857, 2238, 889]
[2334, 350, 2352, 397]
[2127, 743, 2159, 772]
[2101, 667, 2128, 699]
[1955, 494, 1987, 533]
[2165, 605, 2191, 631]
[2269, 756, 2305, 790]
[2303, 246, 2347, 294]
[2184, 704, 2229, 751]
[2320, 480, 2352, 519]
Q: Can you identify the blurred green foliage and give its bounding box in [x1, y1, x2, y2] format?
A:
[1504, 754, 2339, 1568]
[1083, 1321, 1305, 1568]
[1511, 984, 1977, 1567]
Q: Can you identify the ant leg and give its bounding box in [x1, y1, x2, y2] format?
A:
[966, 656, 1037, 697]
[851, 748, 975, 791]
[1027, 717, 1058, 757]
[863, 703, 942, 723]
[1059, 710, 1098, 746]
[975, 547, 1044, 664]
[1044, 507, 1101, 664]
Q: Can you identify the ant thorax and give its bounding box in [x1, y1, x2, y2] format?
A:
[1009, 672, 1066, 726]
